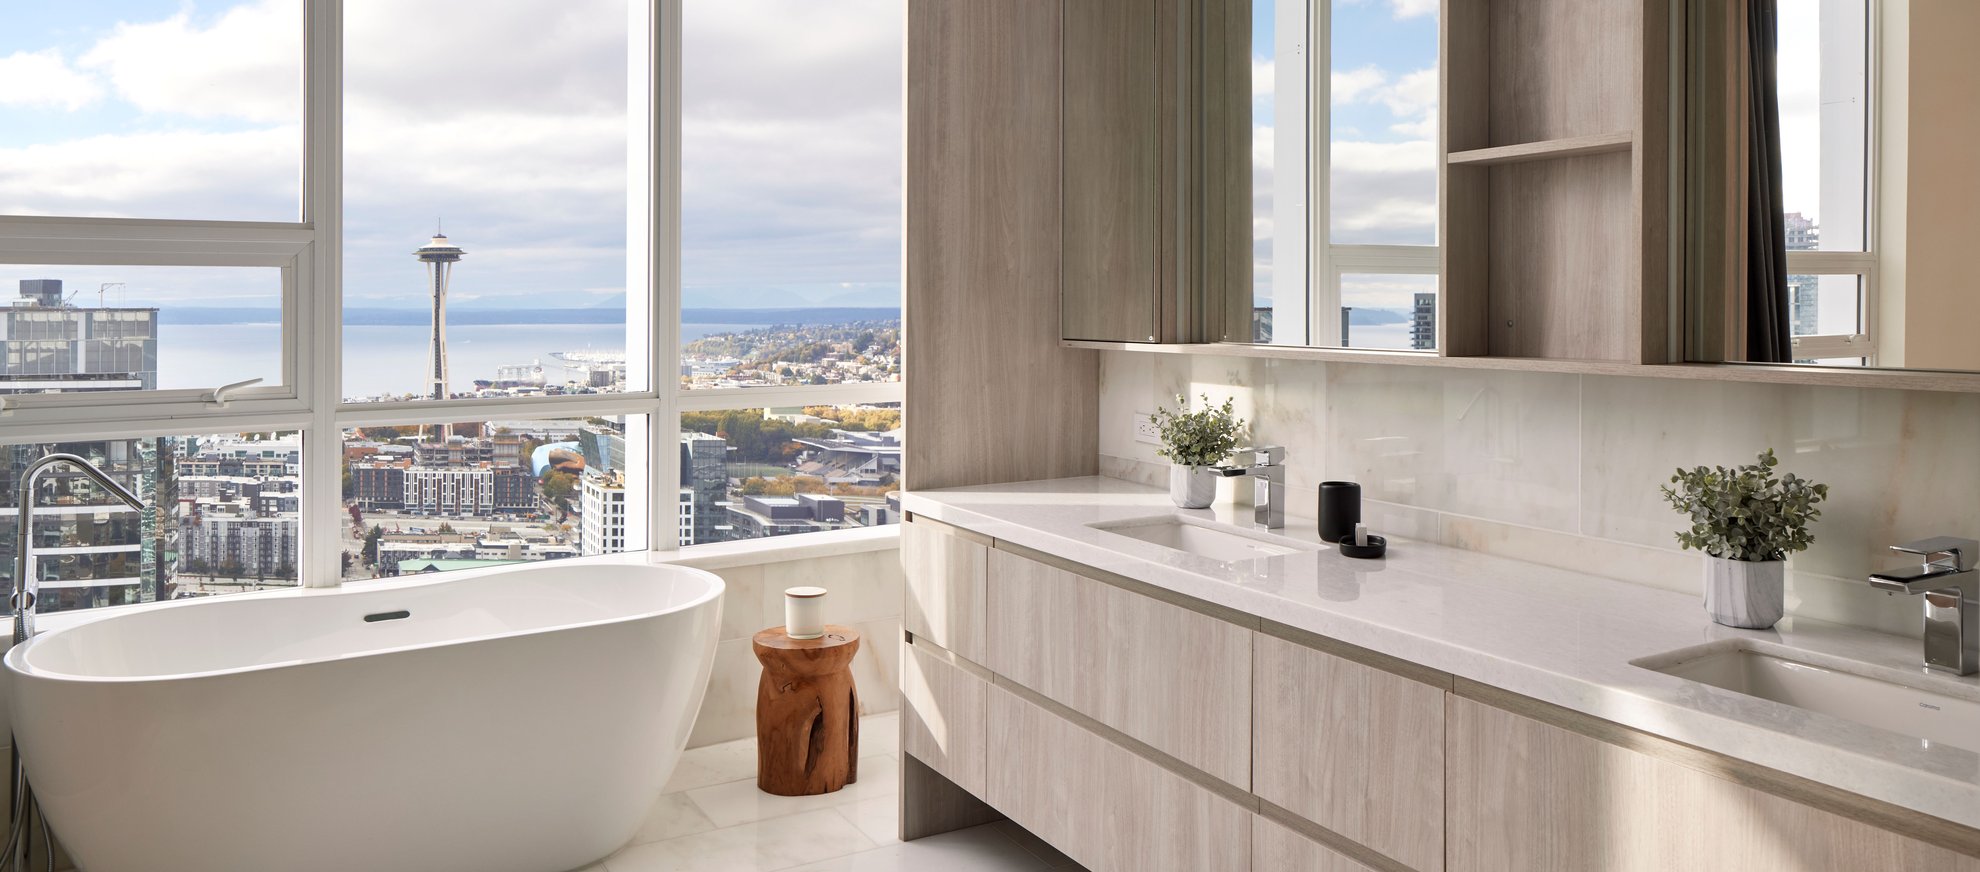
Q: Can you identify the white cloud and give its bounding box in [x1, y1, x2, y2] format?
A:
[1253, 58, 1276, 100]
[1376, 68, 1438, 119]
[0, 127, 299, 220]
[1388, 0, 1438, 19]
[79, 0, 301, 122]
[1332, 66, 1387, 104]
[0, 49, 102, 111]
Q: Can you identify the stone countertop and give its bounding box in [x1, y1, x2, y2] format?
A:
[901, 476, 1980, 830]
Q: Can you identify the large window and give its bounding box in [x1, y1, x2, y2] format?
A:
[0, 1, 905, 614]
[1777, 0, 1874, 364]
[1251, 0, 1440, 347]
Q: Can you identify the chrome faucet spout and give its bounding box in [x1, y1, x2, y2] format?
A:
[12, 454, 146, 644]
[1210, 446, 1286, 530]
[1869, 537, 1980, 675]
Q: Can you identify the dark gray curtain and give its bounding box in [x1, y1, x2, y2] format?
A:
[1746, 0, 1792, 362]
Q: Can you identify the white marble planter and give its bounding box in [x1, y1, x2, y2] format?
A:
[1169, 464, 1217, 508]
[1704, 557, 1785, 629]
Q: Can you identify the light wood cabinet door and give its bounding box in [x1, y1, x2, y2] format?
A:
[1254, 816, 1381, 872]
[1061, 0, 1162, 342]
[901, 519, 988, 663]
[1253, 633, 1445, 872]
[987, 549, 1251, 787]
[986, 685, 1250, 872]
[1447, 695, 1980, 872]
[901, 636, 989, 796]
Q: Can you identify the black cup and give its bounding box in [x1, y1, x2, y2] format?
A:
[1318, 481, 1361, 544]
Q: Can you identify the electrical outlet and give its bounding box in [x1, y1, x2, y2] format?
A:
[1132, 412, 1161, 445]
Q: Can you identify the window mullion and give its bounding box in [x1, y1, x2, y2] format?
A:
[300, 0, 344, 587]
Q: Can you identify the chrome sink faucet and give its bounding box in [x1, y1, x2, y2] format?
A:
[1213, 446, 1286, 530]
[1869, 537, 1979, 675]
[12, 453, 146, 644]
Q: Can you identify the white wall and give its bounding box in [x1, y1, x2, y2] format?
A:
[1101, 350, 1979, 635]
[670, 541, 903, 748]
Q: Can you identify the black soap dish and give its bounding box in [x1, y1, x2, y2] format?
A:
[1335, 534, 1386, 560]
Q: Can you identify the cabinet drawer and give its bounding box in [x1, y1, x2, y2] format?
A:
[1254, 633, 1445, 872]
[986, 685, 1250, 872]
[901, 518, 988, 663]
[987, 549, 1251, 786]
[901, 636, 989, 796]
[1447, 695, 1980, 872]
[1254, 816, 1380, 872]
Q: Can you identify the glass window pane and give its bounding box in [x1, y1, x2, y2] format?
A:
[1787, 273, 1863, 337]
[0, 1, 302, 221]
[1, 431, 302, 614]
[679, 406, 902, 545]
[341, 416, 643, 579]
[1253, 0, 1310, 345]
[680, 1, 903, 388]
[1776, 0, 1869, 251]
[0, 267, 281, 395]
[1339, 273, 1436, 351]
[342, 1, 637, 402]
[1328, 0, 1438, 246]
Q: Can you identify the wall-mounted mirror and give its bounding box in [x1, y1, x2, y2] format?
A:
[1686, 0, 1978, 371]
[1207, 0, 1441, 351]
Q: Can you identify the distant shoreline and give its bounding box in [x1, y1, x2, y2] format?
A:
[161, 306, 904, 327]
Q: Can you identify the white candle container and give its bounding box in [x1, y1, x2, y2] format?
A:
[784, 586, 827, 640]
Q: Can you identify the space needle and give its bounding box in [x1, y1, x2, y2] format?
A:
[414, 228, 465, 401]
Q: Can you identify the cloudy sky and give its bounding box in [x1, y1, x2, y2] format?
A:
[0, 0, 905, 313]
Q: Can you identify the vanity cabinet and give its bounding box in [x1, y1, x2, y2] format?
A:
[900, 635, 990, 796]
[987, 684, 1252, 872]
[1446, 695, 1980, 872]
[986, 549, 1251, 787]
[901, 518, 989, 663]
[1253, 633, 1446, 872]
[1254, 817, 1381, 872]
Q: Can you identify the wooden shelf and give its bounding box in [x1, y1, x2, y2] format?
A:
[1063, 339, 1980, 394]
[1446, 132, 1635, 166]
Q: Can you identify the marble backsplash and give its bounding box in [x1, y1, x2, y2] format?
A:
[1098, 350, 1980, 636]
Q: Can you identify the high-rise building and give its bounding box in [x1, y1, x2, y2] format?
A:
[0, 279, 159, 393]
[1410, 293, 1437, 351]
[679, 431, 730, 545]
[414, 233, 465, 401]
[580, 470, 627, 556]
[0, 280, 168, 611]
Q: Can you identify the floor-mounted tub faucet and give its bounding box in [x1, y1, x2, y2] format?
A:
[11, 453, 146, 643]
[1869, 537, 1979, 675]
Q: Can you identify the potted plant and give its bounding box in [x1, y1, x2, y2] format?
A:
[1660, 449, 1829, 629]
[1150, 393, 1246, 509]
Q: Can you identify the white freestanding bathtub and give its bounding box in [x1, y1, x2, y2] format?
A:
[3, 556, 723, 872]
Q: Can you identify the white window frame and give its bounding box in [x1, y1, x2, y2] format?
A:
[1780, 0, 1880, 364]
[0, 0, 905, 603]
[1271, 0, 1441, 349]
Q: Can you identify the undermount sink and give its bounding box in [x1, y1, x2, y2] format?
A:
[1634, 641, 1980, 753]
[1088, 514, 1323, 563]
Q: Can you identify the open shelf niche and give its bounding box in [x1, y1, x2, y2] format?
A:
[1439, 0, 1670, 364]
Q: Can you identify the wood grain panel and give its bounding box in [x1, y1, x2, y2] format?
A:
[1439, 0, 1492, 357]
[1487, 0, 1641, 144]
[1447, 695, 1980, 872]
[903, 0, 1098, 491]
[1254, 634, 1444, 872]
[987, 548, 1252, 787]
[901, 519, 989, 664]
[1255, 815, 1382, 872]
[901, 637, 989, 796]
[1486, 151, 1636, 360]
[1062, 0, 1161, 342]
[986, 684, 1251, 872]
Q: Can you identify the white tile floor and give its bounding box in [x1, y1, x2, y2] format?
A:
[579, 712, 1083, 872]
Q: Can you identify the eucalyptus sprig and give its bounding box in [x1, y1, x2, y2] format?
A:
[1660, 449, 1829, 562]
[1150, 393, 1247, 468]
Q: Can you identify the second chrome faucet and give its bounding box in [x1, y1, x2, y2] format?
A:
[1869, 537, 1979, 675]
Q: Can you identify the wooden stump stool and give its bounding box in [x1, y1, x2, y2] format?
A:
[752, 625, 861, 796]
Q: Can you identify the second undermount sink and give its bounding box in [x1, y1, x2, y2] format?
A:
[1088, 514, 1323, 564]
[1634, 641, 1980, 753]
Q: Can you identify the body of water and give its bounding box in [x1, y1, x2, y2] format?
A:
[156, 321, 762, 399]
